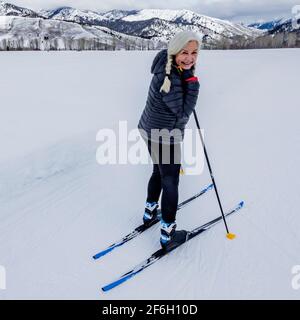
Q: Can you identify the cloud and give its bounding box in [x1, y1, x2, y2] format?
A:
[7, 0, 300, 22]
[194, 0, 300, 22]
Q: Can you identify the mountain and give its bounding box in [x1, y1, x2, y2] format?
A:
[248, 18, 285, 30]
[250, 17, 300, 48]
[44, 8, 263, 47]
[39, 6, 105, 24]
[1, 3, 299, 50]
[0, 1, 40, 18]
[248, 14, 300, 33]
[268, 18, 300, 34]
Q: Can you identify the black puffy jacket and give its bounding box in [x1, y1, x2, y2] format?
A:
[138, 49, 200, 144]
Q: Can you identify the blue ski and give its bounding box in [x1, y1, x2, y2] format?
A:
[93, 184, 213, 260]
[102, 200, 244, 292]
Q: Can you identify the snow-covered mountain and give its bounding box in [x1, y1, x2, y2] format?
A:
[44, 8, 263, 45]
[248, 15, 300, 48]
[39, 6, 105, 25]
[268, 18, 300, 34]
[248, 18, 285, 30]
[1, 3, 299, 49]
[0, 0, 40, 18]
[249, 16, 300, 33]
[0, 4, 264, 50]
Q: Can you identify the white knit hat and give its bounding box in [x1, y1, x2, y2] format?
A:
[160, 30, 202, 93]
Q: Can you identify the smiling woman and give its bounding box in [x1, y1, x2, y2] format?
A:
[175, 41, 199, 70]
[138, 30, 202, 251]
[159, 32, 201, 94]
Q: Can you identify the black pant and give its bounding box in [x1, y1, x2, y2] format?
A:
[145, 139, 181, 223]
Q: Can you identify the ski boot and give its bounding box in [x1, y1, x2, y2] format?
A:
[143, 201, 159, 226]
[160, 220, 188, 251]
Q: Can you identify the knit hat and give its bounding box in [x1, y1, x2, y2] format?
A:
[160, 30, 202, 93]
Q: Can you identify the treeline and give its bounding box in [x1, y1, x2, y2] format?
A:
[0, 36, 165, 51]
[202, 31, 300, 49]
[0, 30, 299, 51]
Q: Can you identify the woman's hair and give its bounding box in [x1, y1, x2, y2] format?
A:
[160, 30, 202, 94]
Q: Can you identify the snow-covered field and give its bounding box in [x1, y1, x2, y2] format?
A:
[0, 48, 299, 299]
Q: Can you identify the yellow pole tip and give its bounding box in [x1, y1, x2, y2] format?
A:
[226, 233, 236, 240]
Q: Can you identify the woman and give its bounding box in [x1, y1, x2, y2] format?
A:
[138, 31, 201, 250]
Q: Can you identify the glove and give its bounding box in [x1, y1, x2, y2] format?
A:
[181, 68, 195, 81]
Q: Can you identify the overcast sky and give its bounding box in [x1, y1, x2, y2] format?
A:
[7, 0, 300, 23]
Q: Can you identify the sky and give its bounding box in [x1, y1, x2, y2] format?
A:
[4, 0, 300, 23]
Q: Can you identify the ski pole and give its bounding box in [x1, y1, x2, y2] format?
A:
[193, 110, 236, 240]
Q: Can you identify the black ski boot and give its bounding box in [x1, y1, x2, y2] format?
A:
[160, 220, 188, 251]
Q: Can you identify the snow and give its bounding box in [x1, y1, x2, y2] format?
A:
[43, 7, 105, 22]
[0, 48, 299, 299]
[122, 9, 193, 22]
[102, 9, 134, 21]
[0, 15, 9, 28]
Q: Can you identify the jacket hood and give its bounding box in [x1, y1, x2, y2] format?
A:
[151, 49, 168, 74]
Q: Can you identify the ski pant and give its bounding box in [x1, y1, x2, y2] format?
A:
[143, 138, 181, 223]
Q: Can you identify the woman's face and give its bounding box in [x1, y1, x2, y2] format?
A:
[175, 40, 199, 70]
